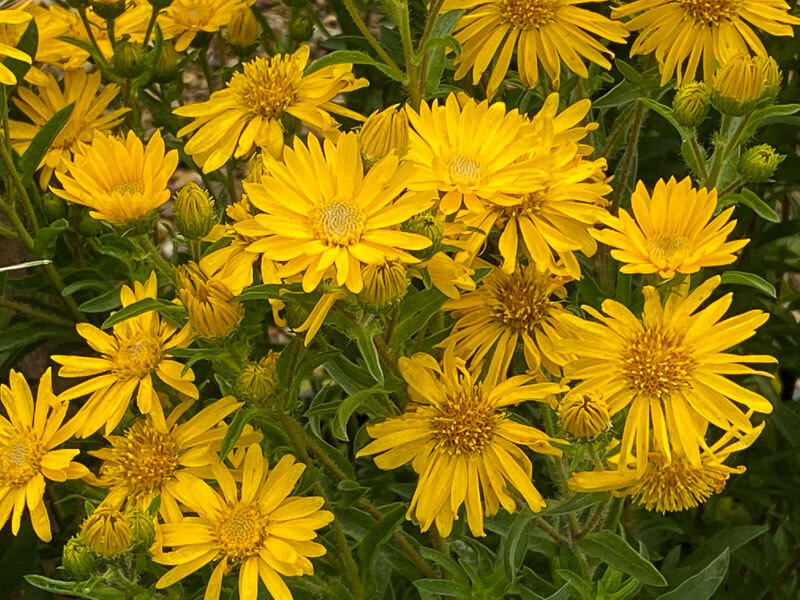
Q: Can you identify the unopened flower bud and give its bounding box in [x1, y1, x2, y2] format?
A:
[362, 261, 408, 306]
[154, 41, 180, 83]
[712, 55, 763, 116]
[43, 193, 67, 221]
[174, 182, 215, 239]
[113, 39, 145, 79]
[126, 508, 156, 551]
[559, 392, 610, 439]
[62, 536, 97, 580]
[77, 210, 105, 236]
[672, 82, 710, 128]
[147, 0, 174, 9]
[227, 6, 259, 55]
[401, 212, 442, 260]
[235, 351, 280, 407]
[80, 504, 131, 557]
[90, 0, 126, 20]
[177, 262, 241, 339]
[757, 55, 781, 101]
[289, 12, 314, 42]
[359, 105, 409, 165]
[739, 144, 784, 183]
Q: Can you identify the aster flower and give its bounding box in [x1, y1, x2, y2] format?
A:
[612, 0, 800, 85]
[52, 273, 197, 437]
[560, 276, 774, 477]
[0, 6, 32, 85]
[177, 262, 245, 339]
[9, 70, 128, 188]
[0, 369, 88, 542]
[174, 46, 367, 172]
[443, 0, 628, 95]
[154, 444, 333, 600]
[357, 353, 564, 537]
[158, 0, 243, 51]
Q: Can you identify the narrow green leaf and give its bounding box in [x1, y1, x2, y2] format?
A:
[5, 20, 37, 85]
[738, 188, 779, 222]
[332, 387, 378, 441]
[540, 492, 608, 516]
[32, 218, 68, 259]
[357, 502, 406, 574]
[656, 549, 729, 600]
[354, 324, 383, 384]
[579, 531, 667, 587]
[219, 408, 257, 460]
[419, 548, 470, 586]
[24, 575, 122, 600]
[502, 508, 531, 582]
[19, 103, 75, 181]
[720, 271, 776, 298]
[78, 287, 122, 313]
[306, 50, 406, 83]
[413, 579, 466, 595]
[677, 525, 767, 577]
[555, 570, 594, 600]
[101, 298, 187, 329]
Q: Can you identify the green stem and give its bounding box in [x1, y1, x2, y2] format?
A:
[706, 115, 750, 189]
[610, 100, 647, 209]
[397, 1, 421, 109]
[689, 134, 708, 181]
[78, 9, 106, 62]
[340, 0, 402, 75]
[135, 234, 175, 283]
[718, 177, 744, 199]
[415, 0, 446, 99]
[0, 133, 38, 235]
[106, 18, 117, 52]
[142, 6, 159, 48]
[199, 43, 215, 95]
[598, 107, 636, 159]
[0, 296, 74, 327]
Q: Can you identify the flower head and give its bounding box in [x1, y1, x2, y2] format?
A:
[80, 503, 131, 557]
[0, 369, 87, 542]
[177, 261, 244, 339]
[558, 392, 610, 439]
[672, 82, 711, 127]
[235, 352, 280, 407]
[0, 7, 32, 85]
[159, 0, 242, 51]
[359, 104, 409, 165]
[711, 54, 765, 115]
[362, 261, 408, 306]
[592, 177, 748, 278]
[739, 144, 784, 183]
[358, 353, 564, 536]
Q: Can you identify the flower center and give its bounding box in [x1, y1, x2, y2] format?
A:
[678, 0, 740, 25]
[113, 334, 163, 379]
[498, 0, 560, 29]
[109, 420, 179, 496]
[647, 232, 690, 264]
[431, 388, 497, 454]
[111, 182, 145, 196]
[448, 155, 485, 186]
[622, 327, 694, 399]
[311, 200, 365, 246]
[0, 430, 43, 486]
[230, 55, 301, 119]
[487, 269, 554, 332]
[502, 191, 547, 218]
[217, 503, 267, 560]
[630, 454, 729, 512]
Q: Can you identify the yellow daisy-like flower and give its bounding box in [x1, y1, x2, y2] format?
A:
[592, 177, 748, 278]
[9, 70, 128, 188]
[612, 0, 800, 85]
[405, 93, 546, 214]
[158, 0, 242, 51]
[560, 276, 774, 478]
[442, 264, 573, 381]
[154, 444, 333, 600]
[569, 422, 763, 512]
[174, 46, 368, 172]
[52, 272, 198, 438]
[86, 397, 252, 521]
[239, 132, 434, 294]
[0, 6, 32, 85]
[52, 130, 178, 225]
[177, 261, 244, 339]
[357, 353, 564, 537]
[443, 0, 628, 95]
[0, 369, 88, 542]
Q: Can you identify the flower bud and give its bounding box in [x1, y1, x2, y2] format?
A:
[289, 12, 314, 42]
[126, 508, 156, 551]
[245, 152, 268, 183]
[154, 41, 180, 83]
[362, 261, 408, 306]
[62, 536, 97, 580]
[43, 193, 67, 221]
[739, 144, 784, 183]
[174, 182, 215, 240]
[672, 82, 710, 128]
[77, 210, 105, 236]
[80, 504, 131, 557]
[113, 39, 145, 79]
[148, 0, 174, 9]
[235, 351, 280, 407]
[90, 0, 126, 20]
[401, 212, 442, 260]
[177, 262, 241, 339]
[227, 6, 259, 56]
[359, 105, 409, 166]
[558, 392, 610, 439]
[757, 55, 781, 101]
[712, 55, 763, 116]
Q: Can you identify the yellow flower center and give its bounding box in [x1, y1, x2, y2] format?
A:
[487, 269, 554, 332]
[499, 0, 560, 29]
[230, 55, 301, 119]
[647, 232, 690, 264]
[112, 334, 163, 379]
[630, 454, 729, 512]
[448, 155, 485, 186]
[0, 430, 43, 486]
[502, 191, 547, 218]
[111, 182, 145, 196]
[109, 420, 179, 496]
[678, 0, 739, 25]
[622, 327, 694, 399]
[431, 388, 498, 454]
[311, 200, 365, 246]
[217, 502, 268, 560]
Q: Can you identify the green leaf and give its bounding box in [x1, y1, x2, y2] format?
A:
[579, 531, 667, 587]
[101, 298, 187, 329]
[24, 575, 122, 600]
[5, 20, 37, 85]
[32, 218, 68, 259]
[357, 502, 406, 576]
[655, 549, 729, 600]
[677, 525, 767, 578]
[0, 322, 73, 353]
[740, 103, 800, 139]
[306, 50, 406, 83]
[19, 103, 75, 181]
[332, 387, 379, 441]
[424, 9, 462, 96]
[639, 98, 692, 141]
[219, 407, 258, 460]
[62, 279, 112, 297]
[413, 579, 467, 595]
[354, 324, 383, 384]
[540, 492, 608, 516]
[732, 188, 779, 222]
[78, 287, 122, 313]
[720, 271, 776, 298]
[237, 283, 294, 302]
[502, 508, 531, 582]
[390, 287, 446, 348]
[419, 547, 470, 586]
[555, 570, 594, 600]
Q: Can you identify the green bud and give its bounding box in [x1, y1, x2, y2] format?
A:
[77, 210, 104, 237]
[174, 182, 216, 239]
[147, 0, 174, 8]
[289, 12, 314, 42]
[739, 144, 784, 183]
[113, 39, 145, 79]
[401, 212, 442, 260]
[227, 6, 260, 56]
[90, 0, 126, 20]
[235, 352, 280, 408]
[672, 82, 710, 128]
[154, 41, 180, 83]
[126, 508, 156, 551]
[757, 55, 781, 102]
[62, 536, 97, 580]
[42, 193, 67, 222]
[712, 55, 763, 117]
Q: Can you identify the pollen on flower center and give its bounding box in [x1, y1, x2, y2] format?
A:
[622, 327, 694, 399]
[487, 270, 553, 332]
[217, 503, 268, 560]
[112, 421, 179, 496]
[678, 0, 740, 25]
[229, 56, 301, 118]
[431, 389, 498, 454]
[630, 454, 730, 512]
[311, 200, 365, 246]
[0, 430, 44, 486]
[647, 232, 690, 263]
[503, 191, 547, 218]
[112, 334, 163, 379]
[111, 182, 145, 196]
[498, 0, 560, 30]
[448, 155, 485, 186]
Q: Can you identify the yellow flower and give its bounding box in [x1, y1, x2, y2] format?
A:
[174, 46, 367, 172]
[443, 0, 628, 95]
[558, 392, 610, 439]
[177, 261, 244, 339]
[52, 272, 197, 437]
[159, 0, 242, 51]
[239, 132, 434, 294]
[612, 0, 800, 85]
[9, 70, 128, 188]
[86, 397, 250, 521]
[80, 503, 131, 557]
[362, 260, 409, 306]
[592, 177, 748, 278]
[357, 353, 564, 537]
[358, 104, 410, 165]
[711, 54, 765, 115]
[154, 444, 333, 600]
[0, 369, 87, 542]
[560, 276, 774, 478]
[406, 93, 546, 214]
[52, 130, 178, 225]
[569, 423, 763, 512]
[442, 264, 573, 381]
[0, 6, 32, 85]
